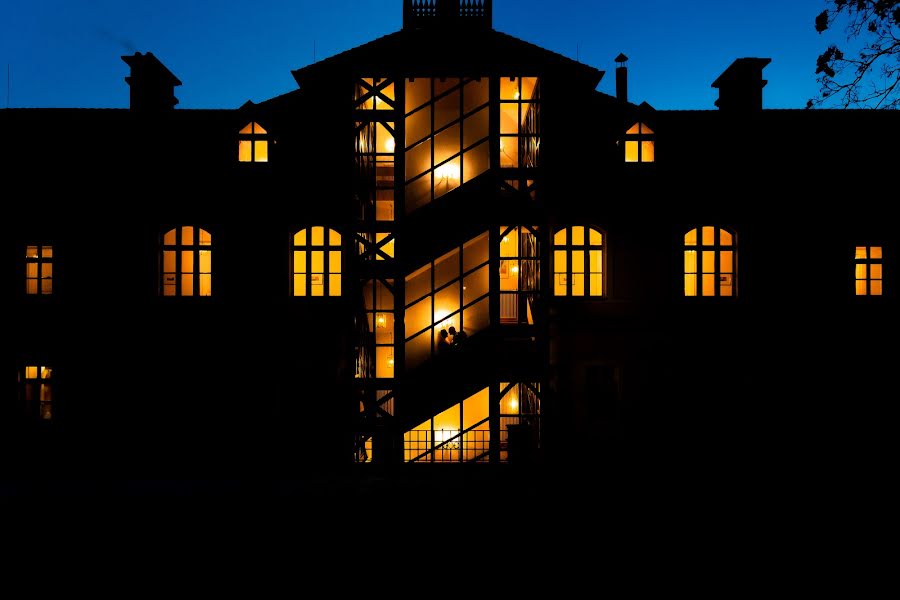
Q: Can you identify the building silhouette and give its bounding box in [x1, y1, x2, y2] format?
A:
[3, 0, 896, 479]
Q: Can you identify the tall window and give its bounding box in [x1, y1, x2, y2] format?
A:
[404, 388, 490, 463]
[360, 278, 395, 378]
[553, 226, 604, 297]
[292, 227, 342, 297]
[238, 122, 268, 163]
[355, 78, 396, 222]
[405, 77, 490, 213]
[855, 246, 883, 296]
[500, 225, 540, 323]
[161, 227, 212, 297]
[684, 226, 736, 297]
[25, 245, 53, 295]
[20, 365, 53, 421]
[625, 122, 654, 163]
[500, 76, 540, 168]
[404, 232, 490, 369]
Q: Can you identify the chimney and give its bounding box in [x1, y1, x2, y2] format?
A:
[615, 53, 628, 103]
[121, 52, 182, 112]
[711, 57, 771, 112]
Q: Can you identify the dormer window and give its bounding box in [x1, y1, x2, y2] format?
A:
[238, 122, 268, 163]
[625, 122, 654, 163]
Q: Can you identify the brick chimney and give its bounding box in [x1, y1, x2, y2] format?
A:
[712, 58, 771, 112]
[122, 52, 181, 112]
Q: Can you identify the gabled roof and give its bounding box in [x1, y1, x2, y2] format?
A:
[291, 27, 603, 89]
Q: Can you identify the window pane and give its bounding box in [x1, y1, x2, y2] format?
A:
[702, 227, 715, 246]
[26, 280, 38, 295]
[871, 280, 883, 295]
[199, 250, 211, 274]
[720, 275, 733, 297]
[871, 264, 882, 279]
[294, 229, 307, 246]
[870, 246, 883, 259]
[41, 279, 52, 294]
[589, 274, 602, 297]
[702, 274, 716, 296]
[554, 229, 567, 246]
[164, 251, 176, 273]
[463, 265, 489, 304]
[589, 228, 602, 245]
[41, 247, 53, 258]
[702, 251, 716, 274]
[182, 274, 194, 296]
[500, 77, 519, 100]
[405, 139, 432, 180]
[500, 260, 519, 291]
[329, 229, 341, 246]
[405, 78, 431, 114]
[254, 140, 268, 162]
[311, 251, 324, 273]
[500, 228, 517, 258]
[500, 103, 518, 135]
[434, 157, 460, 198]
[311, 227, 324, 246]
[239, 122, 255, 134]
[571, 274, 585, 297]
[520, 77, 538, 102]
[164, 229, 177, 245]
[500, 137, 518, 167]
[434, 124, 461, 165]
[294, 251, 306, 275]
[641, 141, 655, 162]
[555, 250, 567, 274]
[589, 250, 602, 273]
[434, 248, 460, 289]
[311, 274, 324, 296]
[163, 282, 176, 296]
[625, 122, 641, 135]
[181, 251, 194, 273]
[375, 347, 395, 379]
[721, 251, 733, 273]
[555, 273, 567, 296]
[330, 251, 342, 274]
[463, 107, 488, 148]
[572, 251, 585, 274]
[855, 280, 867, 296]
[685, 229, 697, 246]
[199, 274, 212, 297]
[462, 296, 489, 335]
[182, 226, 194, 246]
[720, 230, 733, 246]
[435, 283, 461, 322]
[855, 265, 868, 279]
[329, 274, 341, 296]
[406, 106, 431, 147]
[571, 227, 584, 246]
[26, 263, 38, 278]
[684, 251, 697, 274]
[26, 246, 39, 258]
[26, 366, 38, 379]
[239, 140, 252, 162]
[434, 91, 460, 131]
[463, 232, 489, 273]
[625, 141, 639, 162]
[405, 330, 432, 370]
[462, 142, 489, 184]
[405, 297, 433, 338]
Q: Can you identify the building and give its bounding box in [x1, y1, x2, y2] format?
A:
[3, 0, 896, 478]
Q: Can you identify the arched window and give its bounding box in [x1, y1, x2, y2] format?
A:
[625, 122, 654, 163]
[25, 245, 53, 295]
[855, 246, 883, 296]
[684, 226, 736, 297]
[238, 122, 268, 163]
[553, 226, 604, 297]
[20, 365, 53, 421]
[292, 227, 342, 297]
[161, 226, 212, 297]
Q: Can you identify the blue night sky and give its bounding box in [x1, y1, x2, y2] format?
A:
[1, 0, 839, 110]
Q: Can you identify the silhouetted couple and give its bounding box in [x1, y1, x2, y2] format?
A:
[438, 326, 468, 356]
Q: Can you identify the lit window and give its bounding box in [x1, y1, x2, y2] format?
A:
[404, 232, 490, 369]
[238, 122, 268, 163]
[855, 246, 883, 296]
[684, 226, 736, 297]
[500, 226, 541, 323]
[404, 77, 492, 213]
[499, 76, 540, 169]
[292, 227, 342, 297]
[553, 226, 604, 297]
[625, 122, 654, 163]
[404, 388, 490, 463]
[359, 279, 395, 379]
[354, 79, 396, 222]
[20, 365, 53, 421]
[161, 226, 212, 297]
[25, 245, 53, 295]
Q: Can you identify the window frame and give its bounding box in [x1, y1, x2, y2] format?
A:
[291, 227, 343, 297]
[160, 226, 213, 297]
[238, 121, 269, 163]
[683, 226, 737, 298]
[552, 226, 605, 298]
[855, 245, 883, 297]
[25, 244, 54, 296]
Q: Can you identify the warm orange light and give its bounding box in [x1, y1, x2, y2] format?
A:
[435, 162, 460, 182]
[376, 313, 387, 328]
[385, 138, 395, 153]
